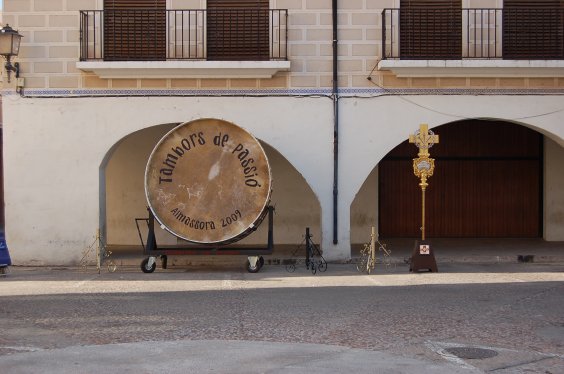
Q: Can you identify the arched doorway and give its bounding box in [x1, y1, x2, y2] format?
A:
[100, 122, 321, 258]
[379, 119, 542, 238]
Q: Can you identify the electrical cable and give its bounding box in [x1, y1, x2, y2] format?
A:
[11, 90, 332, 100]
[365, 63, 564, 121]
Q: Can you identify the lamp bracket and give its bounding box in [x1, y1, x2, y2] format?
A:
[4, 58, 19, 83]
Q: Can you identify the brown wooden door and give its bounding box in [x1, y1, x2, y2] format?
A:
[503, 0, 564, 59]
[399, 0, 462, 59]
[207, 0, 269, 61]
[379, 121, 542, 238]
[104, 0, 166, 61]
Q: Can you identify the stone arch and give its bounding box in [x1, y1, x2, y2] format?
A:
[350, 117, 564, 246]
[99, 121, 322, 257]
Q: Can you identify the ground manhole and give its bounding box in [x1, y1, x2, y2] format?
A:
[445, 347, 499, 359]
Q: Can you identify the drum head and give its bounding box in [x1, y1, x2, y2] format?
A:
[145, 119, 272, 244]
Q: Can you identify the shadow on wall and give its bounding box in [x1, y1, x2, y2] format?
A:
[350, 165, 378, 250]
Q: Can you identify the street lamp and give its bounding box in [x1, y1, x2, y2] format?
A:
[0, 24, 23, 83]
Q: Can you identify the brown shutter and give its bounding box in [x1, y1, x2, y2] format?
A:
[207, 0, 269, 61]
[503, 0, 564, 59]
[400, 0, 462, 59]
[104, 0, 166, 61]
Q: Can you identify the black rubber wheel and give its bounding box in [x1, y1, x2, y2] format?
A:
[141, 258, 156, 273]
[259, 256, 265, 268]
[246, 259, 261, 273]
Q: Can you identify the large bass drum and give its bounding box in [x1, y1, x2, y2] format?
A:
[145, 118, 272, 244]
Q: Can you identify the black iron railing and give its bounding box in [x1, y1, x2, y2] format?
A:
[382, 8, 564, 60]
[79, 9, 288, 61]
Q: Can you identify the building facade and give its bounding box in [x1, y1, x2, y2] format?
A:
[1, 0, 563, 265]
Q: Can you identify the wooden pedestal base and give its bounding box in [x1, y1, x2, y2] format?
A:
[410, 240, 438, 273]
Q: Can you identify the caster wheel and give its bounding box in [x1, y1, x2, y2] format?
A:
[141, 258, 156, 273]
[246, 259, 260, 273]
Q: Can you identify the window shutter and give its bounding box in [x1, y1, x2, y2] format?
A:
[104, 0, 166, 61]
[207, 0, 270, 61]
[503, 0, 564, 59]
[399, 0, 462, 59]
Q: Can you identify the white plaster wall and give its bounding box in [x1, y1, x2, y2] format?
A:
[3, 94, 564, 265]
[545, 137, 564, 241]
[3, 96, 334, 265]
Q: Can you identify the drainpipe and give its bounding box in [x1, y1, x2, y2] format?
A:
[332, 0, 339, 244]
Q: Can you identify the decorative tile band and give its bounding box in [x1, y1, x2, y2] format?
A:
[3, 87, 564, 97]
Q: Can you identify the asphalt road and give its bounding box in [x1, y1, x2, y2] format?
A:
[0, 262, 563, 373]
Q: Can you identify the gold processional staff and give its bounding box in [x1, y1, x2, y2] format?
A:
[409, 124, 439, 241]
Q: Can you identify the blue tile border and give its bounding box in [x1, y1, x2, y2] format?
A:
[3, 87, 564, 97]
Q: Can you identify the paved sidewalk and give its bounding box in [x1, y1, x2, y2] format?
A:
[377, 238, 564, 264]
[0, 340, 479, 374]
[105, 238, 564, 270]
[1, 263, 563, 373]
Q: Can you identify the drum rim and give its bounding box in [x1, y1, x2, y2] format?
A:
[144, 118, 272, 244]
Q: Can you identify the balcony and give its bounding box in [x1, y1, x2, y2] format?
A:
[77, 9, 290, 79]
[379, 8, 564, 78]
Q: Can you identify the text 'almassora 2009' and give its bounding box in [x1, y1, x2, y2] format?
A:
[145, 118, 272, 245]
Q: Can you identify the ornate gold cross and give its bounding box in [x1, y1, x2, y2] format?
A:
[409, 124, 439, 158]
[409, 124, 439, 241]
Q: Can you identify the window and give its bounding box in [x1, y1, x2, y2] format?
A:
[207, 0, 270, 61]
[503, 0, 564, 59]
[399, 0, 462, 59]
[103, 0, 166, 61]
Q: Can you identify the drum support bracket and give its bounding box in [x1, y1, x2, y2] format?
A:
[136, 206, 275, 273]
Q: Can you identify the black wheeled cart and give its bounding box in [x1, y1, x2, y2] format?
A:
[136, 206, 274, 273]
